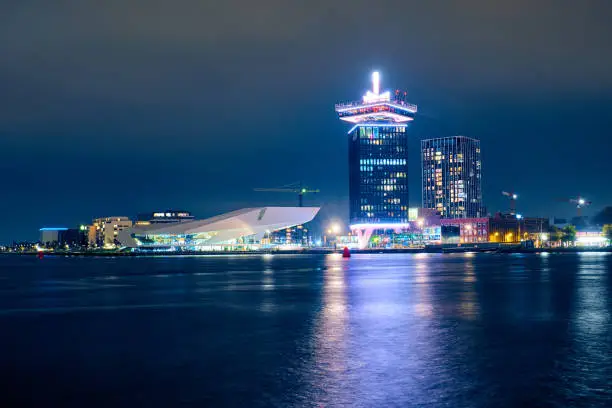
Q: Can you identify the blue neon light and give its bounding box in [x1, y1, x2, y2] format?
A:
[39, 227, 69, 231]
[388, 103, 418, 113]
[347, 123, 408, 134]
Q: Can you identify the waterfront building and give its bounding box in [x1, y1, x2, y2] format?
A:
[135, 210, 194, 226]
[421, 136, 484, 218]
[440, 217, 489, 244]
[268, 223, 313, 248]
[575, 230, 607, 247]
[439, 214, 548, 245]
[335, 71, 417, 248]
[39, 227, 83, 248]
[117, 206, 320, 251]
[522, 217, 549, 237]
[408, 207, 440, 225]
[92, 216, 133, 248]
[39, 227, 68, 247]
[87, 225, 97, 247]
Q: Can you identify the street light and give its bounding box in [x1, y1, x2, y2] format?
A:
[326, 223, 341, 250]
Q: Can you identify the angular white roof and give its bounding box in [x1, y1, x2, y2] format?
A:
[118, 206, 320, 247]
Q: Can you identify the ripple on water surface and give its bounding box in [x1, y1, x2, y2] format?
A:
[0, 253, 611, 407]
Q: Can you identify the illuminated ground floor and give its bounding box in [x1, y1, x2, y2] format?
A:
[350, 223, 441, 249]
[117, 206, 320, 252]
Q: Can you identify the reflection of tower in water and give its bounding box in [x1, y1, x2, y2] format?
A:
[309, 254, 350, 405]
[414, 254, 434, 317]
[317, 256, 349, 361]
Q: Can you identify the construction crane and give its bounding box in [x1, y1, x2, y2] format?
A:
[568, 196, 591, 217]
[501, 191, 518, 214]
[254, 182, 320, 207]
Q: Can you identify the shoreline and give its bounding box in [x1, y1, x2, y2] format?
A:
[2, 246, 611, 257]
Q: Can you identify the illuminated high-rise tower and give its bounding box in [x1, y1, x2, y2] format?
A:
[335, 72, 417, 245]
[421, 136, 483, 218]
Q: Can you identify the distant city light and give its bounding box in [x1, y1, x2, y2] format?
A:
[577, 236, 606, 245]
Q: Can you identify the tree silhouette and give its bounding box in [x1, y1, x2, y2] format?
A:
[592, 207, 612, 226]
[561, 225, 577, 246]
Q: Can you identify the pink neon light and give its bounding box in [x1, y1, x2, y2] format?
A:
[339, 112, 414, 124]
[336, 102, 418, 114]
[350, 223, 413, 230]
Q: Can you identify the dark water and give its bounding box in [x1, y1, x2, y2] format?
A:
[1, 253, 612, 407]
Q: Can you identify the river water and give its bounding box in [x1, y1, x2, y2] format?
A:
[1, 253, 611, 407]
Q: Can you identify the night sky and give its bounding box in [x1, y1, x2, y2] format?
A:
[1, 1, 611, 243]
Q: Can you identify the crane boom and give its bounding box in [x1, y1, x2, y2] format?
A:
[254, 183, 319, 207]
[557, 196, 591, 217]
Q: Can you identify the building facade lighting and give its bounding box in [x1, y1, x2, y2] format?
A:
[336, 72, 417, 244]
[421, 136, 484, 219]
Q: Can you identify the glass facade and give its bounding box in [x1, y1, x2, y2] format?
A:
[349, 125, 410, 224]
[421, 136, 483, 218]
[269, 224, 313, 247]
[132, 232, 259, 251]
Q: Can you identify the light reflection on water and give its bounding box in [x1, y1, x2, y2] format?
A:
[459, 257, 479, 320]
[1, 253, 612, 406]
[304, 253, 612, 406]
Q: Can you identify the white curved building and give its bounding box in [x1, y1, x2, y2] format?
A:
[117, 206, 320, 251]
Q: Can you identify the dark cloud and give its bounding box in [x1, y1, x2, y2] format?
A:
[1, 0, 611, 241]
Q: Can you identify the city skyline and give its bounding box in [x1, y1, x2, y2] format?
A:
[1, 1, 612, 243]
